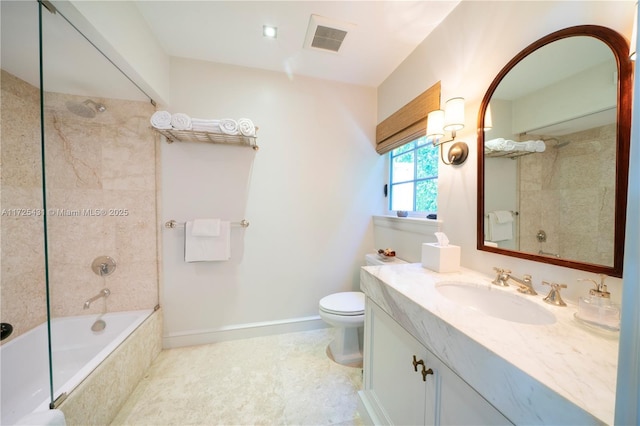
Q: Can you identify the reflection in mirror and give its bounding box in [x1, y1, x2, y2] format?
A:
[477, 26, 632, 277]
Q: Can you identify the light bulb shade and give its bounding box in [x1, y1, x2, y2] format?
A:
[631, 2, 638, 60]
[426, 109, 445, 138]
[484, 104, 493, 131]
[443, 97, 465, 132]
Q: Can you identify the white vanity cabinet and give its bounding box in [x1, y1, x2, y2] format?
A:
[359, 299, 512, 425]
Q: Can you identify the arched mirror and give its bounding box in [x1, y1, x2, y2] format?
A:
[477, 25, 632, 277]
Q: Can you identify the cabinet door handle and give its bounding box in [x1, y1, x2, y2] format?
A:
[413, 355, 434, 381]
[421, 366, 434, 381]
[412, 355, 424, 372]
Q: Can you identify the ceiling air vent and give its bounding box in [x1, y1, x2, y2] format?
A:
[304, 14, 355, 54]
[311, 25, 347, 52]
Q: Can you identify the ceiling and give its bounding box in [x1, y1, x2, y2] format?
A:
[1, 1, 459, 101]
[134, 1, 461, 87]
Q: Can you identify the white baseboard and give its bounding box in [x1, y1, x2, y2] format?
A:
[162, 315, 327, 348]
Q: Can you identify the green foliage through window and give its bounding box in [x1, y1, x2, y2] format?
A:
[389, 136, 438, 213]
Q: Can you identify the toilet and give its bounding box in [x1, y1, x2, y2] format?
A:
[319, 253, 407, 367]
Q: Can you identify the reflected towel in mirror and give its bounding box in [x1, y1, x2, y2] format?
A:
[486, 211, 513, 242]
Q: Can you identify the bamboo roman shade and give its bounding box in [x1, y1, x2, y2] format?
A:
[375, 81, 441, 154]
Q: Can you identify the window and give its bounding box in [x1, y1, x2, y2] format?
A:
[389, 136, 438, 213]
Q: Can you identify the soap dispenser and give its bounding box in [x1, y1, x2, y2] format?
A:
[575, 275, 620, 331]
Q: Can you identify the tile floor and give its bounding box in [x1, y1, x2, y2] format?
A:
[111, 328, 364, 425]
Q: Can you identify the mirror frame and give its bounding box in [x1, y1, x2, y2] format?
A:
[477, 25, 632, 278]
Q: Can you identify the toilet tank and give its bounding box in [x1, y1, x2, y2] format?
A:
[365, 253, 408, 266]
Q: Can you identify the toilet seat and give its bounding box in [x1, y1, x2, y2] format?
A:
[319, 292, 364, 316]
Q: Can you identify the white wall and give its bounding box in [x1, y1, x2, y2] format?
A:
[161, 57, 380, 346]
[378, 0, 634, 304]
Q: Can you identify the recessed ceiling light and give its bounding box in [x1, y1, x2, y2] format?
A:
[263, 25, 277, 39]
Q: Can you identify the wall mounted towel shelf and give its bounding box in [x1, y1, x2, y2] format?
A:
[485, 150, 535, 159]
[153, 128, 259, 150]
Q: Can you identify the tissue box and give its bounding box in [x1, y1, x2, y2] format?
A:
[422, 243, 460, 273]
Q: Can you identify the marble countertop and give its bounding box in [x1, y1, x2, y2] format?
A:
[361, 263, 619, 425]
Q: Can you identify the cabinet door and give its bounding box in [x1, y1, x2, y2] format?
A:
[366, 300, 437, 425]
[437, 359, 512, 425]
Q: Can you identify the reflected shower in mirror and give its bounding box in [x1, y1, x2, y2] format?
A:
[477, 25, 632, 277]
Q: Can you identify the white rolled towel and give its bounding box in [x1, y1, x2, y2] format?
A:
[219, 118, 239, 135]
[150, 111, 172, 129]
[485, 138, 505, 150]
[238, 118, 256, 137]
[171, 113, 192, 130]
[520, 139, 546, 152]
[485, 138, 515, 151]
[512, 141, 528, 151]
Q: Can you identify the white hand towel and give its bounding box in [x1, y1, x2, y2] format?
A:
[493, 210, 513, 224]
[219, 118, 239, 135]
[486, 212, 513, 242]
[191, 118, 221, 132]
[191, 218, 221, 237]
[238, 118, 256, 137]
[171, 113, 192, 130]
[150, 111, 172, 129]
[192, 124, 221, 132]
[191, 118, 220, 125]
[185, 220, 230, 262]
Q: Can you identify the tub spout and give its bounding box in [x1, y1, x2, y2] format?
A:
[83, 288, 111, 309]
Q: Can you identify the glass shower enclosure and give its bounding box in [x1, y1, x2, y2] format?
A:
[1, 0, 160, 421]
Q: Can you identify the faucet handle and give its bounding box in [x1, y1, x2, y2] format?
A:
[542, 281, 567, 307]
[491, 267, 510, 287]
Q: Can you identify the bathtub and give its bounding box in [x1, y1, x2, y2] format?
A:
[0, 309, 152, 425]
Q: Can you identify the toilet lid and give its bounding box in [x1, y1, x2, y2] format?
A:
[319, 292, 365, 315]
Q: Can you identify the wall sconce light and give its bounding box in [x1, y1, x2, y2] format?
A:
[631, 1, 638, 60]
[426, 97, 469, 165]
[483, 104, 493, 131]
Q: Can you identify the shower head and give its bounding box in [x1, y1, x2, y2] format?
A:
[65, 99, 106, 118]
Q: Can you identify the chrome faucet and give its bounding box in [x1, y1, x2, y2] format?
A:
[492, 267, 537, 295]
[83, 288, 111, 309]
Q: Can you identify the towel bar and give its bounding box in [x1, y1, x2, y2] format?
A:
[485, 211, 519, 217]
[165, 219, 249, 229]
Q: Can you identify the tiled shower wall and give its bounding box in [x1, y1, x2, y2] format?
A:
[1, 70, 47, 339]
[518, 123, 616, 266]
[1, 70, 160, 342]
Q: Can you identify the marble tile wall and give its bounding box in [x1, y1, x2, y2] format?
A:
[519, 124, 616, 266]
[1, 70, 48, 342]
[1, 69, 160, 342]
[43, 90, 159, 318]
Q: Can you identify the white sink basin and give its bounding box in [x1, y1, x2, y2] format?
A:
[435, 281, 556, 325]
